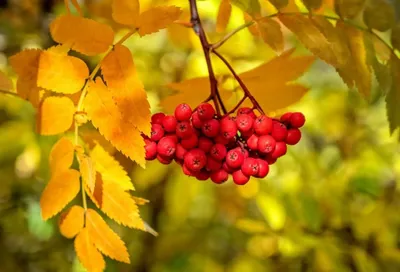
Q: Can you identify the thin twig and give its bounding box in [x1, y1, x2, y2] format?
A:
[0, 89, 19, 97]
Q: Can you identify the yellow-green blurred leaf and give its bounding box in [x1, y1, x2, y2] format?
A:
[256, 193, 286, 230]
[0, 70, 13, 92]
[386, 55, 400, 135]
[391, 23, 400, 51]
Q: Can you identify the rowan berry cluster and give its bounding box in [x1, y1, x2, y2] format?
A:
[144, 103, 305, 185]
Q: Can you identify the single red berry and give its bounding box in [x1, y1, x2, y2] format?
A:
[222, 161, 235, 173]
[182, 163, 196, 176]
[220, 118, 238, 140]
[196, 170, 210, 181]
[145, 139, 157, 160]
[234, 147, 249, 159]
[290, 112, 305, 128]
[210, 143, 227, 161]
[162, 115, 177, 133]
[157, 137, 177, 158]
[271, 121, 288, 141]
[175, 144, 188, 160]
[237, 107, 257, 119]
[210, 169, 229, 184]
[280, 112, 292, 124]
[246, 134, 259, 150]
[206, 156, 222, 172]
[157, 154, 173, 165]
[226, 148, 245, 169]
[151, 112, 165, 125]
[197, 103, 215, 121]
[254, 115, 273, 135]
[233, 170, 250, 185]
[202, 119, 220, 138]
[236, 114, 254, 133]
[258, 135, 276, 154]
[175, 103, 193, 121]
[198, 137, 214, 153]
[164, 134, 178, 144]
[256, 159, 269, 178]
[241, 157, 259, 177]
[151, 123, 164, 142]
[176, 121, 193, 139]
[270, 142, 287, 159]
[181, 133, 198, 149]
[214, 135, 230, 145]
[184, 148, 207, 172]
[286, 128, 302, 145]
[191, 111, 203, 129]
[221, 115, 236, 122]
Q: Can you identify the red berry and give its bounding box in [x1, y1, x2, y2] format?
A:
[151, 123, 164, 142]
[270, 142, 287, 159]
[206, 156, 222, 172]
[202, 119, 220, 138]
[214, 135, 229, 145]
[181, 133, 198, 149]
[175, 144, 188, 160]
[184, 148, 207, 172]
[196, 170, 210, 181]
[210, 169, 229, 184]
[157, 137, 177, 158]
[198, 137, 214, 153]
[151, 112, 165, 125]
[176, 121, 193, 139]
[237, 107, 257, 119]
[222, 161, 235, 173]
[182, 163, 196, 176]
[256, 159, 269, 178]
[157, 154, 173, 165]
[226, 149, 245, 169]
[145, 139, 157, 160]
[280, 112, 292, 124]
[164, 134, 178, 144]
[246, 134, 259, 150]
[220, 118, 238, 140]
[286, 128, 302, 145]
[290, 112, 305, 128]
[265, 155, 277, 165]
[233, 170, 250, 185]
[241, 157, 259, 177]
[210, 143, 227, 161]
[175, 103, 193, 121]
[254, 115, 273, 135]
[236, 114, 254, 133]
[191, 111, 203, 129]
[258, 135, 276, 154]
[197, 103, 215, 121]
[234, 147, 249, 159]
[271, 121, 288, 141]
[162, 115, 177, 133]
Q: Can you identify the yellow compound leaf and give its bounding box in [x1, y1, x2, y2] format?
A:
[86, 209, 130, 263]
[50, 14, 114, 56]
[84, 78, 146, 167]
[49, 137, 75, 173]
[90, 143, 134, 191]
[0, 70, 13, 92]
[112, 0, 140, 25]
[257, 17, 283, 52]
[216, 0, 232, 33]
[363, 0, 395, 32]
[136, 6, 182, 36]
[37, 96, 75, 135]
[334, 0, 365, 19]
[101, 44, 151, 136]
[40, 169, 80, 220]
[59, 205, 84, 239]
[391, 23, 400, 52]
[77, 153, 96, 192]
[38, 46, 89, 94]
[75, 228, 105, 272]
[239, 49, 315, 112]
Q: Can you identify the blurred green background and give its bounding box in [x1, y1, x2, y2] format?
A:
[1, 0, 400, 271]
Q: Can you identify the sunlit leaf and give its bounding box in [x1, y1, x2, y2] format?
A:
[86, 209, 130, 263]
[334, 0, 365, 19]
[257, 17, 283, 52]
[40, 169, 80, 220]
[0, 70, 13, 92]
[74, 228, 105, 272]
[9, 48, 41, 79]
[49, 137, 75, 173]
[112, 0, 140, 25]
[386, 56, 400, 136]
[216, 0, 232, 33]
[77, 153, 96, 192]
[256, 193, 286, 231]
[15, 79, 43, 108]
[59, 205, 84, 239]
[363, 0, 395, 32]
[136, 6, 182, 36]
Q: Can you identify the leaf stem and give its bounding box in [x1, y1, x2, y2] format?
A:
[0, 89, 19, 97]
[211, 21, 254, 50]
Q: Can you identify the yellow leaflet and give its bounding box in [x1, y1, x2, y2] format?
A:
[50, 14, 114, 56]
[334, 0, 365, 19]
[101, 44, 151, 136]
[239, 49, 315, 112]
[90, 143, 134, 191]
[86, 209, 130, 263]
[363, 0, 395, 32]
[136, 6, 182, 36]
[243, 12, 259, 37]
[49, 137, 75, 173]
[257, 17, 283, 52]
[0, 70, 13, 92]
[37, 96, 75, 135]
[216, 0, 232, 33]
[77, 153, 96, 192]
[83, 78, 146, 167]
[161, 77, 232, 113]
[112, 0, 140, 25]
[74, 228, 105, 272]
[16, 79, 43, 108]
[59, 205, 84, 239]
[40, 169, 80, 220]
[38, 46, 89, 94]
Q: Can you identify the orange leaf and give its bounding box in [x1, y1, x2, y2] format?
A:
[112, 0, 140, 25]
[59, 205, 84, 238]
[77, 153, 96, 192]
[136, 6, 182, 36]
[49, 137, 75, 173]
[37, 96, 75, 135]
[9, 49, 41, 79]
[38, 46, 89, 94]
[75, 228, 105, 272]
[216, 0, 232, 33]
[257, 17, 284, 52]
[101, 44, 151, 135]
[50, 14, 114, 56]
[86, 209, 130, 263]
[84, 78, 146, 167]
[40, 169, 80, 220]
[16, 79, 43, 108]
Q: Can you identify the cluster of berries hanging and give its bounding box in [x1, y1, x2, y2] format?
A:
[144, 103, 305, 185]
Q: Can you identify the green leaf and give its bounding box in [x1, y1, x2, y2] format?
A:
[231, 0, 261, 16]
[300, 194, 322, 232]
[349, 175, 382, 198]
[363, 0, 395, 32]
[27, 200, 54, 241]
[334, 0, 366, 19]
[386, 55, 400, 136]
